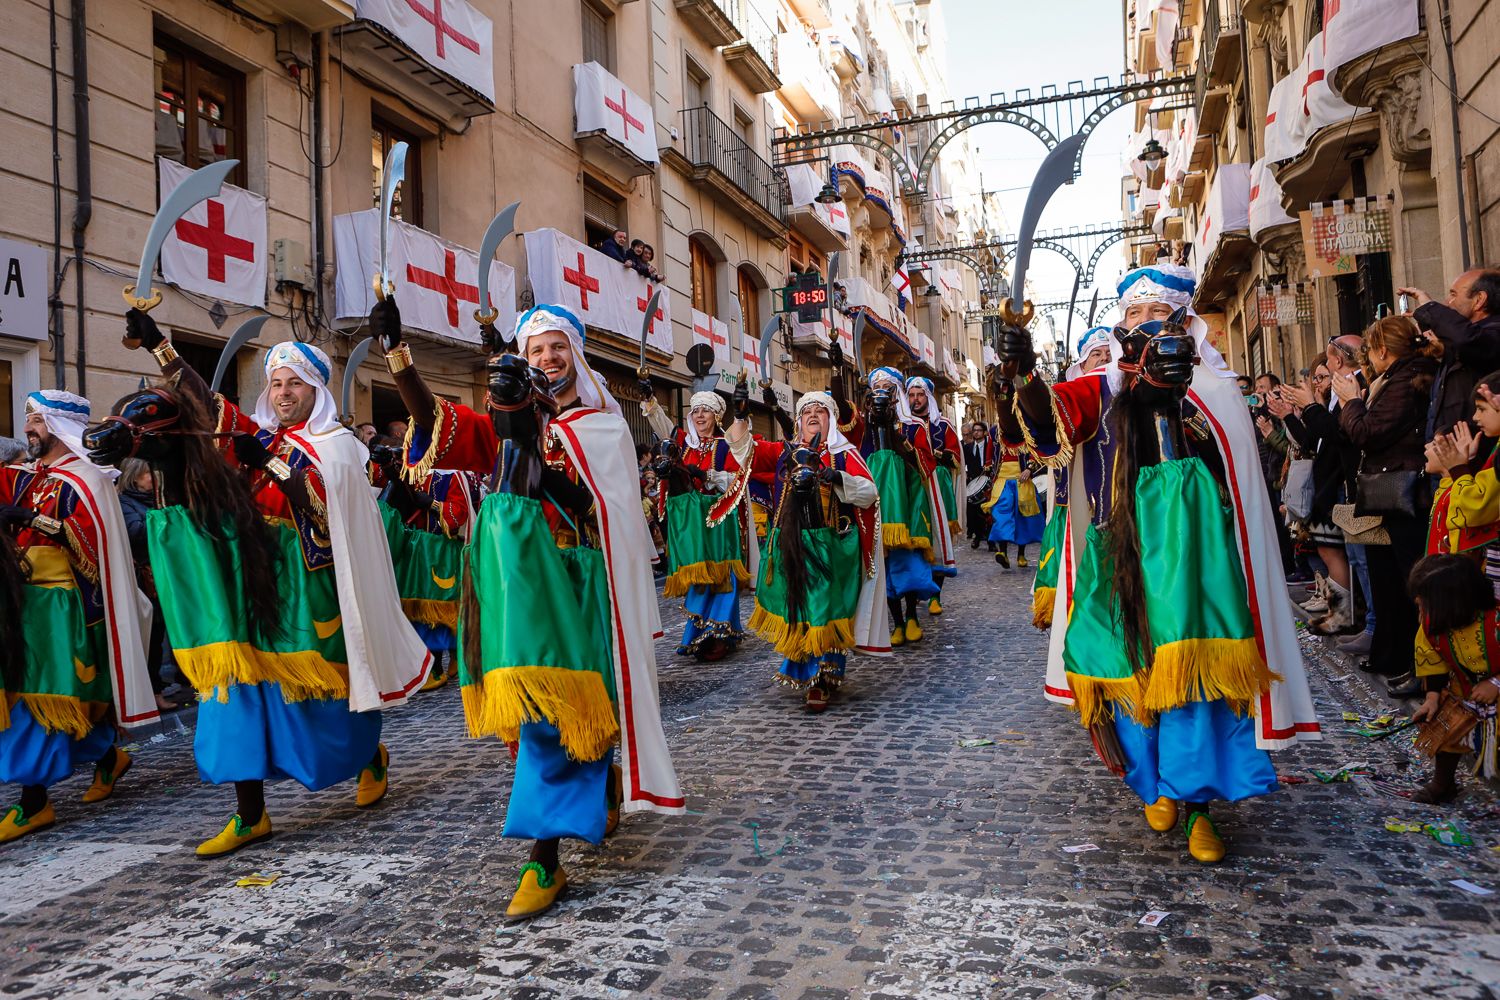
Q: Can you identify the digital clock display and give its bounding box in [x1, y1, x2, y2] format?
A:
[790, 287, 828, 307]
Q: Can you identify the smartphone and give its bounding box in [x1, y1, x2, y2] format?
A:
[1246, 393, 1262, 408]
[1398, 292, 1412, 313]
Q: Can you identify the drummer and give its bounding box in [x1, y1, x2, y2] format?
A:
[962, 422, 995, 550]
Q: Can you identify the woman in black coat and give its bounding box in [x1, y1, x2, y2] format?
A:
[117, 459, 177, 711]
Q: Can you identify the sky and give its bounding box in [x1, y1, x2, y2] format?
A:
[938, 0, 1134, 334]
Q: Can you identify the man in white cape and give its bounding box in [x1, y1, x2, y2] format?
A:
[0, 391, 157, 845]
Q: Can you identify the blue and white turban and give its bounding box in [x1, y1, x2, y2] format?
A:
[868, 366, 916, 424]
[26, 389, 118, 478]
[1066, 326, 1114, 381]
[253, 340, 343, 434]
[515, 304, 620, 415]
[1114, 264, 1232, 378]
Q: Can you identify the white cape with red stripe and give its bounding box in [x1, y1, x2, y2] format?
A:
[282, 427, 433, 711]
[46, 457, 158, 729]
[1042, 367, 1321, 749]
[550, 407, 684, 815]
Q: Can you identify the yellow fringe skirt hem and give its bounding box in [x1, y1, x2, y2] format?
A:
[459, 665, 619, 763]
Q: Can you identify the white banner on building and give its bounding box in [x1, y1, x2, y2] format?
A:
[1323, 0, 1421, 97]
[0, 237, 48, 342]
[573, 62, 658, 164]
[158, 157, 266, 308]
[1263, 64, 1310, 162]
[354, 0, 494, 102]
[1300, 31, 1369, 138]
[524, 228, 673, 355]
[333, 208, 515, 346]
[1193, 163, 1251, 277]
[1248, 157, 1296, 241]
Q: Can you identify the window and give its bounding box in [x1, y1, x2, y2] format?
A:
[582, 0, 612, 70]
[583, 176, 626, 250]
[737, 266, 761, 338]
[154, 34, 246, 185]
[372, 114, 423, 227]
[684, 58, 709, 112]
[174, 337, 240, 409]
[733, 106, 755, 148]
[690, 237, 718, 315]
[787, 233, 825, 278]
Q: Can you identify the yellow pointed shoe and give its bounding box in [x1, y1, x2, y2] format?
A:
[196, 812, 273, 857]
[82, 749, 132, 804]
[928, 597, 943, 616]
[356, 744, 390, 807]
[889, 625, 905, 648]
[1185, 811, 1226, 864]
[604, 764, 622, 838]
[420, 668, 449, 692]
[505, 863, 567, 920]
[1143, 796, 1177, 832]
[0, 803, 56, 845]
[1017, 555, 1030, 568]
[904, 618, 923, 643]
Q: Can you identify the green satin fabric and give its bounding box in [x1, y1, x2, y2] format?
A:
[16, 585, 109, 701]
[1034, 504, 1067, 592]
[665, 491, 742, 576]
[147, 507, 345, 662]
[866, 450, 933, 539]
[381, 502, 463, 604]
[755, 527, 863, 629]
[935, 466, 959, 522]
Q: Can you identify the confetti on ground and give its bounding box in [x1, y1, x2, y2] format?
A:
[234, 872, 282, 888]
[1138, 910, 1171, 927]
[959, 738, 996, 748]
[1062, 843, 1100, 854]
[1451, 879, 1493, 896]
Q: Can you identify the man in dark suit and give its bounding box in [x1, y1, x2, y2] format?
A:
[962, 421, 994, 550]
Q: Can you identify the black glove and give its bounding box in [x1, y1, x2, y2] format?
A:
[827, 340, 844, 368]
[686, 464, 708, 484]
[638, 373, 655, 399]
[732, 377, 750, 420]
[370, 298, 403, 353]
[479, 322, 506, 356]
[819, 465, 840, 486]
[124, 308, 165, 351]
[761, 386, 779, 409]
[0, 504, 36, 531]
[232, 432, 274, 471]
[996, 323, 1036, 376]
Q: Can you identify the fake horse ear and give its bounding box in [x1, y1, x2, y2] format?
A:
[1168, 306, 1189, 327]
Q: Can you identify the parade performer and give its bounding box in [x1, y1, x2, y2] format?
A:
[828, 349, 939, 646]
[982, 439, 1044, 568]
[122, 310, 431, 856]
[0, 392, 157, 845]
[907, 376, 962, 615]
[995, 265, 1319, 863]
[640, 384, 752, 661]
[1030, 327, 1114, 628]
[746, 390, 796, 545]
[373, 298, 681, 920]
[731, 391, 887, 710]
[371, 443, 481, 691]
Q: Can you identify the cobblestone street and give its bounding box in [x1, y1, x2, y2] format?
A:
[3, 549, 1500, 999]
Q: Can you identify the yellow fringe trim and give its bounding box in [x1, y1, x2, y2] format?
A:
[1064, 673, 1145, 727]
[7, 692, 108, 739]
[1031, 587, 1056, 630]
[402, 598, 457, 630]
[1012, 385, 1075, 470]
[882, 523, 934, 561]
[1141, 637, 1280, 715]
[663, 559, 750, 598]
[747, 604, 855, 661]
[459, 665, 618, 762]
[174, 642, 351, 704]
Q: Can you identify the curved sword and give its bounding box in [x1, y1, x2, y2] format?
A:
[757, 316, 778, 388]
[850, 311, 868, 380]
[373, 142, 409, 301]
[123, 159, 239, 312]
[1007, 133, 1087, 320]
[210, 315, 269, 393]
[474, 200, 521, 325]
[342, 336, 375, 421]
[636, 288, 662, 377]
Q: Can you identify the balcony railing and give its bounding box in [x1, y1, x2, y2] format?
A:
[721, 0, 781, 92]
[680, 105, 787, 225]
[1194, 0, 1242, 121]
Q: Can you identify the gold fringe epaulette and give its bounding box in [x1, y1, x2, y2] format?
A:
[1012, 388, 1075, 470]
[459, 665, 618, 763]
[662, 559, 750, 598]
[747, 605, 856, 662]
[174, 643, 351, 704]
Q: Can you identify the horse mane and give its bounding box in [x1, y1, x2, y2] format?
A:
[1102, 381, 1156, 675]
[774, 447, 829, 630]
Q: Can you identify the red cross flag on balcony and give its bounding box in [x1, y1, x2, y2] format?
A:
[741, 323, 762, 376]
[573, 62, 659, 166]
[355, 0, 495, 102]
[522, 227, 674, 353]
[157, 157, 266, 307]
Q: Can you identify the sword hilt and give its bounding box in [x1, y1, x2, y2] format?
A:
[474, 306, 499, 326]
[373, 274, 394, 302]
[122, 285, 162, 313]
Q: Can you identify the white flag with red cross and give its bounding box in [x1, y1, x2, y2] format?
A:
[158, 157, 266, 307]
[691, 309, 733, 370]
[354, 0, 494, 102]
[524, 228, 672, 353]
[741, 321, 765, 378]
[573, 62, 658, 165]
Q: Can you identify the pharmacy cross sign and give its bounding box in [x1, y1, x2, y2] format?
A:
[637, 293, 664, 332]
[174, 199, 255, 283]
[563, 253, 600, 309]
[605, 89, 644, 141]
[405, 248, 479, 327]
[405, 0, 481, 59]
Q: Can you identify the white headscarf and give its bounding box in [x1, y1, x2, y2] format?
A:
[684, 390, 726, 449]
[796, 390, 853, 455]
[515, 304, 621, 416]
[26, 390, 120, 479]
[1065, 326, 1114, 382]
[252, 341, 344, 435]
[868, 366, 916, 424]
[1113, 264, 1233, 383]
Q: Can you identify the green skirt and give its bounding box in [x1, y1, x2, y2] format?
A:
[9, 582, 110, 738]
[458, 492, 617, 761]
[1062, 458, 1272, 725]
[1031, 503, 1067, 628]
[380, 502, 463, 628]
[147, 507, 348, 701]
[664, 491, 748, 598]
[866, 449, 934, 557]
[935, 466, 959, 529]
[749, 527, 863, 660]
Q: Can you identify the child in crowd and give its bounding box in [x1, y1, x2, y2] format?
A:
[1409, 554, 1500, 803]
[1426, 370, 1500, 593]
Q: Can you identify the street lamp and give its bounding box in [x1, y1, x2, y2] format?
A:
[815, 179, 840, 204]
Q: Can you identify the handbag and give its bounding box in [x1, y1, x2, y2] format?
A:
[1283, 458, 1316, 521]
[1331, 502, 1390, 545]
[1414, 689, 1483, 756]
[1355, 468, 1421, 519]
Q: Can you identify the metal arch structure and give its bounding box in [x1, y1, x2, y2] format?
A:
[905, 223, 1152, 288]
[1031, 296, 1122, 329]
[997, 243, 1085, 286]
[773, 73, 1195, 196]
[903, 248, 990, 275]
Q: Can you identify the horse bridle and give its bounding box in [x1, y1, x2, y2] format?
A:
[95, 388, 231, 458]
